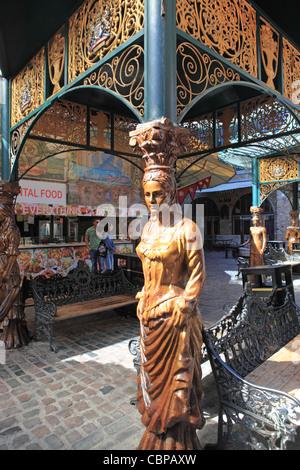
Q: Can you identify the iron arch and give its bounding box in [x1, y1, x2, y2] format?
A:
[178, 81, 300, 126]
[10, 84, 143, 182]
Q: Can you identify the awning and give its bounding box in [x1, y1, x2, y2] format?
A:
[176, 153, 236, 192]
[200, 178, 252, 193]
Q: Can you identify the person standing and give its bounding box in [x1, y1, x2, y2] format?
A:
[85, 218, 103, 272]
[103, 223, 116, 271]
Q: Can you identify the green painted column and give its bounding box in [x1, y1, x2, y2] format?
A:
[252, 157, 260, 207]
[0, 76, 10, 180]
[144, 0, 177, 122]
[292, 182, 299, 211]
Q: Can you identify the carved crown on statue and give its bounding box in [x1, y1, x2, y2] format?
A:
[289, 210, 299, 219]
[250, 206, 263, 216]
[129, 118, 190, 173]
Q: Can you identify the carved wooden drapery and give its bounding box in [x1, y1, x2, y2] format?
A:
[129, 119, 207, 451]
[0, 181, 30, 349]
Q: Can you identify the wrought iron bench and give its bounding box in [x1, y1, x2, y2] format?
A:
[31, 260, 138, 352]
[129, 286, 300, 449]
[235, 244, 300, 278]
[202, 284, 300, 450]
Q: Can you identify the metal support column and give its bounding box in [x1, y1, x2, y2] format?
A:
[1, 76, 10, 180]
[144, 0, 177, 122]
[292, 181, 299, 211]
[252, 157, 260, 207]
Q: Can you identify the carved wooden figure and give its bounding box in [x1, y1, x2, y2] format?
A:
[0, 181, 30, 349]
[130, 119, 206, 450]
[240, 206, 267, 268]
[285, 211, 300, 255]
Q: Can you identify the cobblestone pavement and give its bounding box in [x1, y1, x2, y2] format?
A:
[0, 251, 299, 451]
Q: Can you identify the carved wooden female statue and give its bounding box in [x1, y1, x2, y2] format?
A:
[285, 211, 300, 255]
[130, 119, 206, 450]
[0, 182, 30, 349]
[240, 206, 267, 268]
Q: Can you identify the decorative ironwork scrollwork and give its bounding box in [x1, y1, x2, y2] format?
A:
[48, 28, 66, 96]
[10, 117, 35, 171]
[180, 114, 214, 153]
[11, 48, 45, 127]
[177, 0, 257, 77]
[260, 156, 299, 183]
[84, 44, 144, 116]
[260, 19, 279, 90]
[177, 41, 240, 115]
[283, 38, 300, 104]
[260, 181, 292, 205]
[30, 100, 88, 145]
[240, 95, 297, 141]
[68, 0, 144, 82]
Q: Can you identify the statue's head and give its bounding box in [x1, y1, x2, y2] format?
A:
[289, 210, 298, 226]
[129, 118, 190, 213]
[142, 167, 178, 211]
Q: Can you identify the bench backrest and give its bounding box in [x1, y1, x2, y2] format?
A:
[204, 284, 300, 377]
[31, 260, 136, 306]
[263, 245, 292, 265]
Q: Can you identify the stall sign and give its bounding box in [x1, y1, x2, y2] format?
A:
[15, 203, 97, 217]
[17, 180, 67, 205]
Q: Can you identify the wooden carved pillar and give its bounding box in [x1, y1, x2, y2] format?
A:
[129, 118, 206, 450]
[0, 181, 30, 349]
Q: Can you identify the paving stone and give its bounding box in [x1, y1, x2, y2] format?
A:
[0, 426, 22, 437]
[99, 385, 115, 395]
[72, 430, 106, 450]
[64, 416, 84, 428]
[12, 434, 30, 449]
[31, 425, 51, 439]
[0, 417, 17, 431]
[22, 409, 40, 419]
[26, 443, 44, 450]
[45, 434, 64, 450]
[6, 379, 22, 390]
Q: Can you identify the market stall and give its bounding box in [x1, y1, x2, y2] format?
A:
[18, 240, 134, 279]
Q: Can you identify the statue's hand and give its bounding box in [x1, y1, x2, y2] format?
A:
[136, 290, 145, 321]
[136, 301, 144, 321]
[171, 296, 194, 328]
[171, 304, 185, 328]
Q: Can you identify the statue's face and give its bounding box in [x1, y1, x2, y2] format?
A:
[144, 180, 170, 212]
